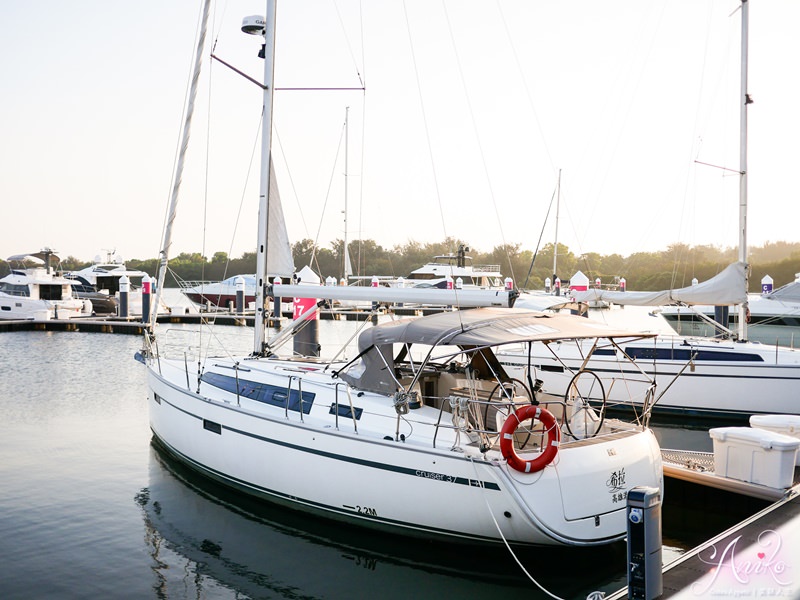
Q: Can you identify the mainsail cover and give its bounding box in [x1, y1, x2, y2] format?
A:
[573, 261, 747, 307]
[267, 156, 295, 278]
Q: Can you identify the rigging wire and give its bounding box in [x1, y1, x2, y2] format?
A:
[275, 125, 312, 245]
[400, 1, 449, 244]
[672, 1, 724, 290]
[440, 1, 515, 284]
[333, 0, 365, 89]
[523, 186, 557, 289]
[309, 120, 347, 276]
[494, 1, 557, 175]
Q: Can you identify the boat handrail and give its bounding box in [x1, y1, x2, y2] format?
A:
[471, 264, 502, 273]
[333, 382, 359, 434]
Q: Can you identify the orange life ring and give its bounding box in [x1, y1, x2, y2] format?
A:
[500, 405, 560, 473]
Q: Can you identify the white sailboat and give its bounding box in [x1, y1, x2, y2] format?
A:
[659, 278, 800, 347]
[499, 1, 800, 421]
[142, 0, 663, 548]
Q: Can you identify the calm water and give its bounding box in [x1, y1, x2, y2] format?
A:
[0, 314, 761, 600]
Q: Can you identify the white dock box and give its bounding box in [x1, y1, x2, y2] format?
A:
[749, 415, 800, 466]
[709, 427, 799, 489]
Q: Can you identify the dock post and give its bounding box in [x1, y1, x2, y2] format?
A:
[119, 275, 130, 318]
[292, 295, 320, 357]
[272, 277, 282, 327]
[235, 276, 245, 314]
[370, 276, 379, 312]
[141, 276, 151, 323]
[714, 305, 730, 338]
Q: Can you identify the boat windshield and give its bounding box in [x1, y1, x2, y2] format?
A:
[0, 282, 30, 297]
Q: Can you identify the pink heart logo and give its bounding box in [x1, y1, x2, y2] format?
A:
[758, 552, 766, 560]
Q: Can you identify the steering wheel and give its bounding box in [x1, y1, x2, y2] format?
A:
[563, 370, 606, 439]
[484, 378, 532, 432]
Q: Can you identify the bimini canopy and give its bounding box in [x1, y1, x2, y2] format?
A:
[339, 307, 655, 394]
[572, 261, 747, 307]
[7, 253, 53, 265]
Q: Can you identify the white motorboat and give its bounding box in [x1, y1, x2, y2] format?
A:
[65, 251, 154, 316]
[0, 249, 89, 320]
[393, 244, 507, 290]
[141, 1, 663, 549]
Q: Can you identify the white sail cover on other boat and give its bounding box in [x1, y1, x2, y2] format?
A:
[573, 261, 747, 307]
[267, 157, 295, 278]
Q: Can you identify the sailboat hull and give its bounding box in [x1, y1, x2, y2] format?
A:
[146, 358, 662, 547]
[499, 338, 800, 420]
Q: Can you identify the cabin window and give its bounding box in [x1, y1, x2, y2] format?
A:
[39, 284, 64, 301]
[592, 348, 616, 356]
[201, 372, 316, 413]
[626, 347, 764, 362]
[329, 403, 363, 420]
[0, 283, 30, 297]
[203, 419, 222, 434]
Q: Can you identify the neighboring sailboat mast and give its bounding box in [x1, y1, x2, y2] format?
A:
[253, 2, 278, 356]
[552, 168, 561, 287]
[343, 106, 353, 282]
[738, 0, 750, 341]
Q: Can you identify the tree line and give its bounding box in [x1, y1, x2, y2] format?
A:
[4, 239, 799, 292]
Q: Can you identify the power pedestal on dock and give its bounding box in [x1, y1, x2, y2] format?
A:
[627, 486, 662, 600]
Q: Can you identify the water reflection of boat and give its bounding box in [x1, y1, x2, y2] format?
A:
[137, 441, 629, 599]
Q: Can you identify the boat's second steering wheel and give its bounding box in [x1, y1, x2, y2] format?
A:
[563, 370, 606, 439]
[484, 379, 532, 432]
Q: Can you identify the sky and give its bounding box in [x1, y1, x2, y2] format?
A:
[1, 0, 798, 266]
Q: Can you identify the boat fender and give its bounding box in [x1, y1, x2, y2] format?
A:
[500, 405, 560, 474]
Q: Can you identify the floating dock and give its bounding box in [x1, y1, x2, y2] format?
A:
[660, 488, 799, 598]
[605, 459, 800, 599]
[0, 304, 454, 335]
[662, 448, 799, 502]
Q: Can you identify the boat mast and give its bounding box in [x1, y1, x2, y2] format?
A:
[252, 1, 278, 356]
[343, 106, 352, 282]
[738, 0, 750, 341]
[150, 0, 212, 331]
[552, 168, 561, 288]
